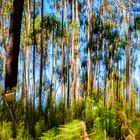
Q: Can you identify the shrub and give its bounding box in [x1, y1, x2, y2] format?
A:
[0, 121, 12, 140]
[40, 120, 82, 140]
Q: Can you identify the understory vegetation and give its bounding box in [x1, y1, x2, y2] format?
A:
[0, 96, 140, 140]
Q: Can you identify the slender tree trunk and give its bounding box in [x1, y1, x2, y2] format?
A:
[97, 61, 100, 99]
[67, 45, 70, 108]
[71, 0, 76, 102]
[25, 46, 29, 103]
[61, 1, 66, 104]
[53, 43, 57, 108]
[50, 33, 54, 97]
[104, 42, 108, 107]
[66, 10, 70, 108]
[21, 50, 25, 111]
[39, 0, 44, 113]
[75, 0, 80, 101]
[64, 0, 70, 108]
[61, 38, 65, 100]
[0, 1, 6, 79]
[87, 0, 92, 97]
[61, 6, 65, 99]
[122, 0, 131, 105]
[52, 0, 57, 109]
[33, 0, 36, 109]
[116, 57, 119, 100]
[5, 0, 24, 91]
[93, 60, 97, 91]
[126, 42, 131, 104]
[121, 61, 124, 105]
[25, 0, 31, 109]
[111, 70, 114, 107]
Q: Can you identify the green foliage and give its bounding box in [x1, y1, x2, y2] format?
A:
[83, 98, 119, 139]
[35, 117, 46, 138]
[92, 120, 107, 140]
[41, 128, 58, 140]
[16, 122, 25, 140]
[0, 121, 12, 140]
[129, 118, 140, 132]
[84, 98, 95, 125]
[16, 121, 33, 140]
[0, 121, 33, 140]
[23, 129, 33, 140]
[136, 111, 140, 118]
[56, 120, 81, 139]
[35, 122, 42, 138]
[41, 120, 82, 140]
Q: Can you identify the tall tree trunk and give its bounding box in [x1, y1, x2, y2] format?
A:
[33, 0, 36, 109]
[67, 44, 70, 108]
[39, 0, 44, 113]
[87, 0, 92, 97]
[104, 41, 108, 107]
[75, 0, 80, 101]
[52, 0, 57, 109]
[93, 60, 97, 91]
[53, 42, 57, 109]
[116, 5, 120, 102]
[5, 0, 24, 92]
[122, 0, 131, 105]
[71, 0, 76, 102]
[21, 50, 25, 111]
[66, 3, 70, 108]
[0, 0, 6, 79]
[126, 42, 131, 104]
[116, 57, 119, 100]
[97, 61, 100, 99]
[50, 34, 54, 98]
[61, 3, 65, 100]
[93, 60, 97, 100]
[25, 46, 29, 103]
[25, 0, 31, 109]
[121, 60, 124, 106]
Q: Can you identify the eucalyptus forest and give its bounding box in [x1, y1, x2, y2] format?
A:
[1, 0, 140, 139]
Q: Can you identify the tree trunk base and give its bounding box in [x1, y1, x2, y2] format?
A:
[4, 92, 16, 102]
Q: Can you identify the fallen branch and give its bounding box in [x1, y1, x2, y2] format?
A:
[1, 91, 17, 126]
[4, 98, 17, 126]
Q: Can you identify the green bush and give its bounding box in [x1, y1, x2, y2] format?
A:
[0, 121, 12, 140]
[23, 129, 33, 140]
[35, 117, 46, 138]
[41, 120, 82, 140]
[16, 122, 26, 140]
[35, 122, 42, 137]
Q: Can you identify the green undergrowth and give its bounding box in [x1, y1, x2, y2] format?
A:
[0, 121, 32, 140]
[40, 120, 82, 140]
[0, 97, 139, 139]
